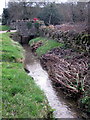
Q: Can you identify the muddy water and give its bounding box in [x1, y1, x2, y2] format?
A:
[23, 45, 82, 118]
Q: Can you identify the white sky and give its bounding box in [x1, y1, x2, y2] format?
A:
[0, 0, 67, 15]
[0, 0, 89, 15]
[0, 0, 9, 15]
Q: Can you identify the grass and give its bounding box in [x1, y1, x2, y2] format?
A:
[2, 33, 23, 62]
[0, 25, 10, 31]
[29, 37, 64, 56]
[1, 33, 51, 118]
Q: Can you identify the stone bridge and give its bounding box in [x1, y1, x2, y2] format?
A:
[10, 20, 44, 44]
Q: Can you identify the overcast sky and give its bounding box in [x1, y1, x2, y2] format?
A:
[0, 0, 89, 15]
[0, 0, 67, 15]
[0, 0, 8, 15]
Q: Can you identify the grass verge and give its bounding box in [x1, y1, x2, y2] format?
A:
[29, 37, 64, 56]
[1, 33, 52, 118]
[0, 25, 10, 31]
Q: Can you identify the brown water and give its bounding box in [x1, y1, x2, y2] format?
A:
[23, 45, 82, 118]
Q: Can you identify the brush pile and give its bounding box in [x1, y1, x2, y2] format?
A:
[39, 23, 90, 54]
[40, 48, 89, 95]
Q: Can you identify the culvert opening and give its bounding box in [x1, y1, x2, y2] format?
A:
[20, 35, 36, 45]
[10, 32, 36, 45]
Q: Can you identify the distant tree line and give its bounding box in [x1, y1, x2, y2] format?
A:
[2, 1, 89, 25]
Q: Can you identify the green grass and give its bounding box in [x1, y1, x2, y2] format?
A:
[0, 25, 10, 31]
[1, 33, 51, 118]
[2, 33, 23, 62]
[29, 37, 64, 56]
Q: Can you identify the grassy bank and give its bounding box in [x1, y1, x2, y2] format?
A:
[29, 37, 64, 56]
[1, 33, 52, 118]
[0, 25, 10, 31]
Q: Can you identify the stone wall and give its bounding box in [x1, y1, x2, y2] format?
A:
[10, 20, 44, 44]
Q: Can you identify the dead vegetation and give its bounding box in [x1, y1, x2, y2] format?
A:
[31, 41, 43, 52]
[40, 48, 89, 96]
[39, 23, 90, 54]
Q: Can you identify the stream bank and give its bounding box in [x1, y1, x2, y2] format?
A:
[23, 44, 84, 119]
[28, 36, 90, 119]
[2, 32, 52, 118]
[10, 31, 90, 118]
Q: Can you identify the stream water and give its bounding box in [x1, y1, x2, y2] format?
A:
[23, 44, 82, 118]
